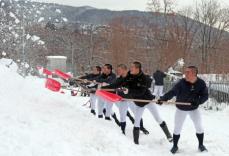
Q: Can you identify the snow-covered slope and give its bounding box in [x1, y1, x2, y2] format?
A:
[0, 59, 229, 156]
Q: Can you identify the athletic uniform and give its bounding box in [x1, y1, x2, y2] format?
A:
[160, 77, 208, 154]
[125, 71, 172, 144]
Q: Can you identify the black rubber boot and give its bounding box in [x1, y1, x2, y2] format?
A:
[170, 134, 180, 154]
[112, 113, 121, 126]
[133, 127, 140, 144]
[120, 122, 126, 135]
[91, 109, 96, 115]
[196, 133, 207, 152]
[105, 117, 111, 120]
[160, 121, 173, 142]
[103, 108, 106, 115]
[98, 115, 103, 118]
[140, 119, 149, 135]
[127, 111, 135, 124]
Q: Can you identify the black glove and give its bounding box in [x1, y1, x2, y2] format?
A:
[190, 98, 199, 106]
[151, 95, 156, 100]
[156, 99, 163, 105]
[89, 88, 96, 94]
[69, 79, 77, 86]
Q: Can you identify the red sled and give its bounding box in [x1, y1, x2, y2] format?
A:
[96, 90, 122, 102]
[54, 69, 72, 80]
[45, 78, 61, 92]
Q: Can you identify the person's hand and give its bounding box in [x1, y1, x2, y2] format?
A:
[102, 82, 109, 86]
[97, 83, 102, 89]
[156, 99, 163, 105]
[122, 88, 129, 94]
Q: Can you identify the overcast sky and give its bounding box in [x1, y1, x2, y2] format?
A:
[32, 0, 229, 11]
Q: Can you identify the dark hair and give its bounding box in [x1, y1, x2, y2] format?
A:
[187, 66, 198, 75]
[132, 61, 142, 69]
[104, 64, 113, 71]
[117, 64, 127, 70]
[95, 66, 101, 72]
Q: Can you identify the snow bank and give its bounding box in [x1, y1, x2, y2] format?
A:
[0, 61, 154, 156]
[0, 58, 18, 72]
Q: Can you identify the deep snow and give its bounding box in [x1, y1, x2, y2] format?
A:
[0, 59, 229, 156]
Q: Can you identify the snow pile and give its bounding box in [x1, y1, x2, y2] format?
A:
[0, 59, 229, 156]
[0, 58, 18, 72]
[0, 60, 151, 156]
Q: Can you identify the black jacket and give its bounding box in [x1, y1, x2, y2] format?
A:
[97, 72, 116, 84]
[125, 71, 155, 107]
[102, 75, 130, 98]
[153, 70, 166, 85]
[160, 78, 208, 111]
[80, 73, 101, 81]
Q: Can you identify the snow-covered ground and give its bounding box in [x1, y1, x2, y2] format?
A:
[0, 59, 229, 156]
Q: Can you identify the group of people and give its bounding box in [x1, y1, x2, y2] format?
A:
[71, 62, 209, 154]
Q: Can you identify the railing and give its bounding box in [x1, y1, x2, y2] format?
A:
[151, 81, 229, 111]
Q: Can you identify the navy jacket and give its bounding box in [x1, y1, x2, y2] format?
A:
[97, 72, 116, 84]
[80, 73, 101, 81]
[102, 75, 129, 98]
[161, 78, 208, 111]
[153, 70, 166, 86]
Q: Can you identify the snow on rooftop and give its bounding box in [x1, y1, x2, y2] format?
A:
[46, 56, 67, 59]
[38, 17, 44, 23]
[62, 17, 68, 22]
[55, 9, 61, 13]
[31, 35, 40, 42]
[2, 51, 6, 56]
[38, 40, 45, 45]
[26, 34, 31, 40]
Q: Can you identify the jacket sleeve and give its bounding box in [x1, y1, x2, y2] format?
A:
[80, 74, 92, 80]
[161, 80, 181, 101]
[198, 82, 209, 104]
[102, 78, 123, 89]
[109, 74, 117, 84]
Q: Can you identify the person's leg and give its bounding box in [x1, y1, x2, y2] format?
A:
[118, 101, 129, 134]
[159, 86, 164, 97]
[133, 105, 145, 144]
[153, 85, 159, 97]
[105, 100, 113, 120]
[97, 97, 105, 118]
[189, 109, 207, 152]
[139, 119, 150, 135]
[90, 94, 96, 115]
[146, 103, 172, 141]
[171, 109, 188, 154]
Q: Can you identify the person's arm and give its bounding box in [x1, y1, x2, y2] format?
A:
[102, 78, 123, 89]
[198, 82, 209, 104]
[160, 80, 181, 101]
[162, 72, 167, 78]
[80, 74, 92, 80]
[106, 74, 116, 84]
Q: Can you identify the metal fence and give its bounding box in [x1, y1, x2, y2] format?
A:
[151, 81, 229, 111]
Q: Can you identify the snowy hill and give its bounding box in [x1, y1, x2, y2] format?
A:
[0, 59, 229, 155]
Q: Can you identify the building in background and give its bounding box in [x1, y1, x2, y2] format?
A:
[46, 56, 67, 72]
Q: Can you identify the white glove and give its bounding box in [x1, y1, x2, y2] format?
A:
[97, 83, 102, 89]
[123, 88, 129, 94]
[102, 82, 109, 86]
[87, 83, 95, 87]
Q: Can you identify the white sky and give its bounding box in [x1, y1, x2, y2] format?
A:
[32, 0, 229, 11]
